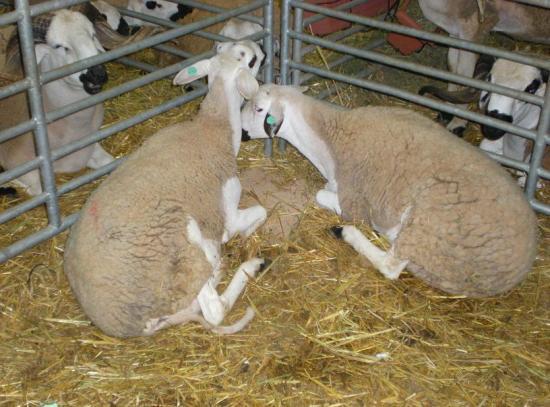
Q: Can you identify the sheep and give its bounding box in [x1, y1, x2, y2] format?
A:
[418, 0, 550, 136]
[241, 84, 538, 298]
[421, 57, 549, 187]
[0, 9, 114, 196]
[124, 0, 194, 27]
[63, 40, 269, 338]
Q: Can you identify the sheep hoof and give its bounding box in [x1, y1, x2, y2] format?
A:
[437, 111, 453, 125]
[330, 226, 344, 239]
[258, 258, 272, 273]
[452, 126, 466, 137]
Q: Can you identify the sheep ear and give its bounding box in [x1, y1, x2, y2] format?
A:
[34, 44, 51, 66]
[236, 68, 259, 100]
[173, 59, 211, 85]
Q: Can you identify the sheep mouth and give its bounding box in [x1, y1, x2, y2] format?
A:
[83, 82, 103, 95]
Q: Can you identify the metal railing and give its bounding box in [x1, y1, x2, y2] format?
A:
[280, 0, 550, 215]
[0, 0, 274, 263]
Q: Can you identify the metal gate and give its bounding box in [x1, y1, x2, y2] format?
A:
[0, 0, 274, 263]
[279, 0, 550, 214]
[1, 0, 548, 264]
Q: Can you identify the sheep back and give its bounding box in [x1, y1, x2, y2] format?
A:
[328, 106, 538, 297]
[64, 117, 236, 337]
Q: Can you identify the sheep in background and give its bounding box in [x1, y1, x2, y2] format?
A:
[0, 9, 114, 196]
[478, 58, 549, 187]
[420, 57, 549, 188]
[124, 0, 194, 27]
[418, 0, 550, 136]
[241, 84, 538, 298]
[63, 41, 268, 338]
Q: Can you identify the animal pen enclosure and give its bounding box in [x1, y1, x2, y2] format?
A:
[0, 0, 549, 405]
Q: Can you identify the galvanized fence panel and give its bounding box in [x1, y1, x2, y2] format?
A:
[0, 0, 274, 263]
[280, 0, 550, 215]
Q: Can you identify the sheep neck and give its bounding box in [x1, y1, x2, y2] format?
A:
[200, 78, 243, 157]
[279, 94, 339, 190]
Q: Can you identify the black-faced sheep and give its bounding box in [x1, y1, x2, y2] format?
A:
[241, 84, 538, 298]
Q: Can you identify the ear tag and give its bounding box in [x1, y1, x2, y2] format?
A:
[187, 66, 197, 75]
[266, 115, 276, 125]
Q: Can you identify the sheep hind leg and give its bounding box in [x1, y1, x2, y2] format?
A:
[197, 258, 267, 327]
[330, 225, 408, 280]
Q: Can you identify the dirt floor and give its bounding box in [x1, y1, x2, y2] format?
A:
[1, 1, 549, 405]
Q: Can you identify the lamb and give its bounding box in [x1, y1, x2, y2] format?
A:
[241, 84, 538, 297]
[0, 9, 114, 196]
[63, 40, 268, 338]
[418, 0, 550, 135]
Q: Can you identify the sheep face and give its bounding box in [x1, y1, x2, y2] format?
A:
[126, 0, 194, 26]
[39, 10, 107, 95]
[479, 59, 547, 140]
[215, 40, 265, 78]
[241, 84, 288, 140]
[90, 0, 132, 36]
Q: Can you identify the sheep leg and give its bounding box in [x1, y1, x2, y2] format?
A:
[315, 188, 342, 215]
[86, 143, 115, 169]
[197, 257, 266, 326]
[480, 137, 504, 155]
[221, 176, 267, 242]
[13, 170, 42, 196]
[331, 225, 408, 280]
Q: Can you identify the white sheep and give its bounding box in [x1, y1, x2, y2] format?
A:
[241, 84, 538, 297]
[0, 9, 114, 196]
[63, 40, 268, 338]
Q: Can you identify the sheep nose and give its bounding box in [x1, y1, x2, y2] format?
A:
[241, 129, 251, 142]
[481, 110, 513, 140]
[79, 65, 108, 95]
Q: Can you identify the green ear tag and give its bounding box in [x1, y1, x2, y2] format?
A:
[266, 115, 276, 125]
[187, 66, 198, 75]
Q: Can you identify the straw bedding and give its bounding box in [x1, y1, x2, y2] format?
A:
[0, 2, 549, 405]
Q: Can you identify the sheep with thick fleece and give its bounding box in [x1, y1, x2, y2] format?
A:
[241, 85, 538, 297]
[64, 41, 267, 338]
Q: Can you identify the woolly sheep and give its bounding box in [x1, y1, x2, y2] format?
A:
[63, 40, 268, 338]
[241, 84, 538, 297]
[0, 9, 113, 196]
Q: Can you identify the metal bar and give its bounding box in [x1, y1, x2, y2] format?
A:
[299, 37, 385, 84]
[15, 0, 60, 227]
[117, 57, 158, 73]
[290, 61, 538, 141]
[530, 199, 550, 216]
[277, 0, 291, 154]
[120, 8, 234, 43]
[513, 0, 550, 7]
[291, 0, 550, 70]
[0, 78, 30, 101]
[0, 87, 207, 226]
[291, 7, 303, 86]
[262, 0, 274, 157]
[315, 65, 378, 100]
[301, 24, 365, 56]
[0, 213, 78, 264]
[0, 118, 35, 144]
[167, 0, 263, 24]
[292, 31, 545, 106]
[0, 0, 86, 26]
[525, 80, 550, 198]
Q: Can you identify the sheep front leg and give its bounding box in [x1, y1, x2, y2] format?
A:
[330, 225, 408, 280]
[86, 143, 115, 169]
[222, 177, 267, 243]
[316, 187, 342, 215]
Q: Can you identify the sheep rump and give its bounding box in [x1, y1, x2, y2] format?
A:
[64, 114, 235, 338]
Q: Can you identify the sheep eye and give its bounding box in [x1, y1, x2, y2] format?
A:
[255, 107, 263, 113]
[525, 79, 541, 94]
